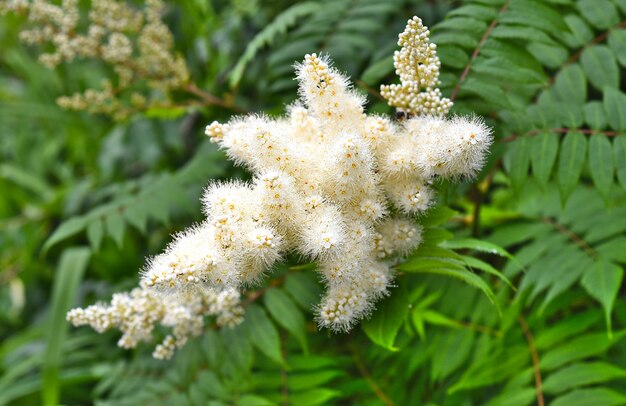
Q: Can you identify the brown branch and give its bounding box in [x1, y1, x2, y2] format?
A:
[449, 1, 510, 102]
[184, 83, 247, 113]
[501, 128, 623, 143]
[564, 20, 626, 67]
[518, 316, 544, 406]
[241, 275, 286, 306]
[542, 217, 598, 260]
[350, 343, 396, 406]
[356, 80, 385, 101]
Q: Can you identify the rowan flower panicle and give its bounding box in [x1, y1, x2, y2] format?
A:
[2, 0, 189, 120]
[67, 17, 492, 356]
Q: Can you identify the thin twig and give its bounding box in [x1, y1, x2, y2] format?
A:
[518, 316, 544, 406]
[501, 128, 623, 143]
[184, 83, 247, 113]
[241, 276, 286, 306]
[449, 0, 510, 102]
[350, 343, 396, 406]
[563, 20, 626, 67]
[542, 217, 598, 260]
[356, 80, 385, 101]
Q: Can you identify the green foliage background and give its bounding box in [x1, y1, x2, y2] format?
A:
[2, 0, 626, 404]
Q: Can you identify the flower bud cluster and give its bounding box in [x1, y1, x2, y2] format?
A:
[2, 0, 189, 120]
[67, 284, 243, 359]
[380, 16, 453, 116]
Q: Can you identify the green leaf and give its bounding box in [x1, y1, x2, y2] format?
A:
[123, 203, 148, 234]
[284, 272, 321, 310]
[577, 0, 619, 29]
[501, 1, 568, 33]
[530, 132, 559, 189]
[505, 136, 531, 194]
[229, 2, 321, 87]
[491, 25, 556, 45]
[563, 14, 594, 48]
[543, 362, 626, 394]
[245, 304, 283, 365]
[361, 57, 393, 85]
[449, 346, 528, 393]
[410, 266, 497, 307]
[584, 101, 607, 130]
[553, 64, 587, 106]
[434, 17, 488, 35]
[448, 4, 497, 20]
[86, 219, 104, 251]
[551, 388, 626, 406]
[42, 247, 91, 406]
[588, 135, 615, 200]
[263, 289, 308, 354]
[420, 206, 458, 227]
[398, 256, 465, 272]
[535, 309, 602, 350]
[461, 255, 515, 289]
[472, 57, 545, 84]
[461, 77, 511, 107]
[581, 260, 623, 336]
[558, 131, 587, 202]
[288, 370, 343, 391]
[105, 211, 126, 248]
[581, 46, 619, 91]
[288, 388, 340, 406]
[362, 283, 409, 351]
[527, 42, 568, 69]
[441, 238, 513, 259]
[603, 87, 626, 131]
[437, 45, 470, 69]
[43, 217, 88, 253]
[614, 136, 626, 189]
[540, 331, 626, 370]
[239, 395, 276, 406]
[608, 29, 626, 67]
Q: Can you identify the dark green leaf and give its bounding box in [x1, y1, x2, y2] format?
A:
[551, 388, 626, 406]
[264, 289, 308, 354]
[245, 304, 283, 365]
[543, 362, 626, 394]
[362, 283, 409, 351]
[581, 46, 619, 91]
[603, 87, 626, 131]
[530, 132, 559, 189]
[581, 260, 623, 336]
[558, 132, 587, 202]
[588, 135, 615, 200]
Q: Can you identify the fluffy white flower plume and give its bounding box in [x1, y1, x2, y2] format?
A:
[68, 16, 492, 355]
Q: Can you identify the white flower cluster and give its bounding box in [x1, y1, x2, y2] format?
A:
[67, 284, 243, 359]
[380, 16, 453, 116]
[1, 0, 189, 120]
[66, 17, 492, 354]
[196, 51, 490, 331]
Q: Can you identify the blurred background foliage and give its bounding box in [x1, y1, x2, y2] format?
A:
[2, 0, 626, 404]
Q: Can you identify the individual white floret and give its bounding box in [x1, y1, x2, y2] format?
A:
[384, 177, 433, 214]
[433, 115, 493, 178]
[375, 217, 423, 258]
[316, 283, 371, 332]
[202, 180, 257, 221]
[299, 205, 346, 261]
